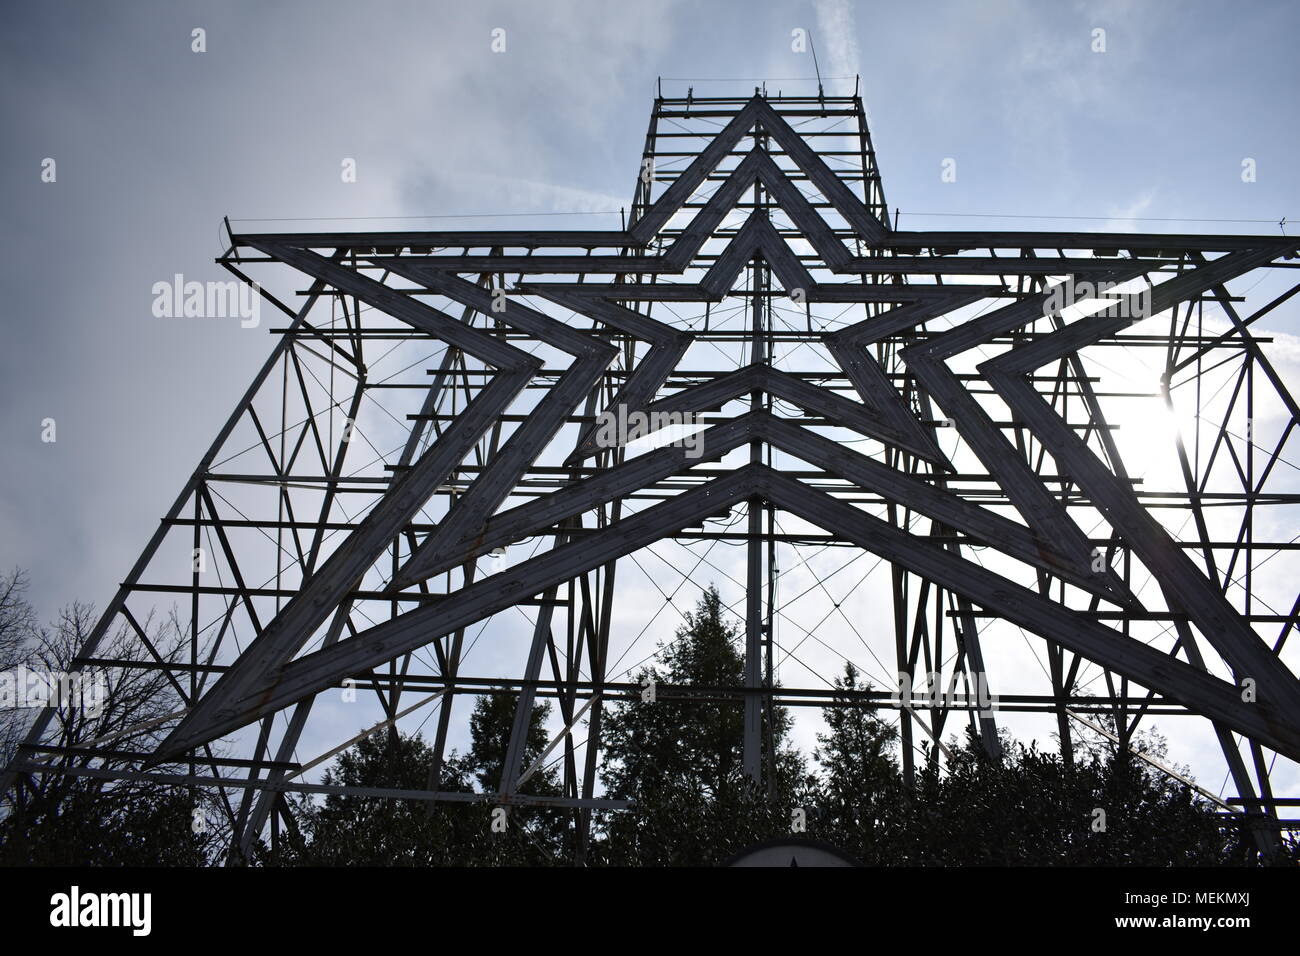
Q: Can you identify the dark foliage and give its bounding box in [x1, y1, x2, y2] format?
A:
[280, 693, 567, 866]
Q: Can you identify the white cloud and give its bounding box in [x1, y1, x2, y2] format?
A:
[1102, 187, 1156, 231]
[813, 0, 860, 90]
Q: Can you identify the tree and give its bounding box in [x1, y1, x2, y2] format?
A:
[282, 728, 478, 866]
[466, 691, 561, 797]
[594, 585, 810, 865]
[463, 691, 569, 857]
[1065, 706, 1194, 783]
[879, 729, 1264, 866]
[0, 577, 223, 865]
[810, 661, 901, 862]
[0, 569, 40, 771]
[287, 693, 566, 866]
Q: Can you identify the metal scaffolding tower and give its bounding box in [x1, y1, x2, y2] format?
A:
[6, 81, 1300, 859]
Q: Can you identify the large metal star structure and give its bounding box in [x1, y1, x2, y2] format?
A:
[7, 83, 1299, 860]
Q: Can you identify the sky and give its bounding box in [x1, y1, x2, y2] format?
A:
[2, 0, 1298, 797]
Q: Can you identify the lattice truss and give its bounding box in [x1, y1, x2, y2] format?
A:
[7, 89, 1300, 855]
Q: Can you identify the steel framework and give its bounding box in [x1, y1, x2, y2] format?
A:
[6, 81, 1300, 861]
